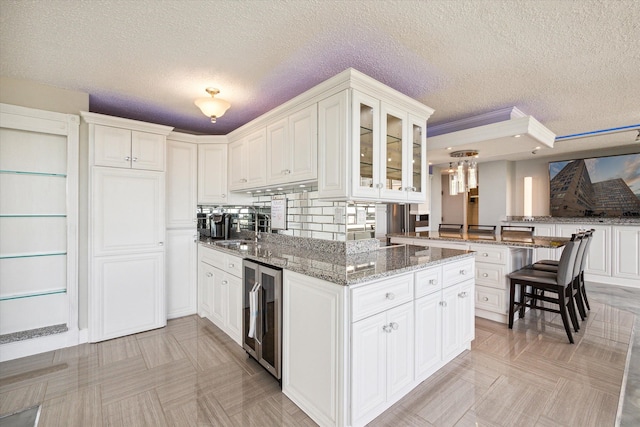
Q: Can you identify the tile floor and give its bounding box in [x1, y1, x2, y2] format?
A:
[0, 283, 636, 427]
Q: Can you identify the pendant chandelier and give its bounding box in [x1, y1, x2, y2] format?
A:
[448, 150, 478, 196]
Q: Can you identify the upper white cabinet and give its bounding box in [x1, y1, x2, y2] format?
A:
[318, 71, 433, 202]
[94, 125, 165, 171]
[198, 143, 228, 204]
[351, 92, 427, 202]
[228, 128, 267, 191]
[266, 104, 318, 185]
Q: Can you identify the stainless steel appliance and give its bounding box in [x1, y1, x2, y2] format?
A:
[210, 213, 233, 240]
[243, 260, 282, 381]
[386, 203, 416, 235]
[197, 212, 210, 236]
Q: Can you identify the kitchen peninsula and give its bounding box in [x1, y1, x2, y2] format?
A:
[198, 234, 475, 427]
[389, 231, 571, 323]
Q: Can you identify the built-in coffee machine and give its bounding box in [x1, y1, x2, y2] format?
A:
[210, 213, 233, 240]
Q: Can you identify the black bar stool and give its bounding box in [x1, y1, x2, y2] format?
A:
[508, 234, 581, 343]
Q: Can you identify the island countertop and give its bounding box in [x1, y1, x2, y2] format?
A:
[199, 237, 474, 286]
[387, 231, 571, 249]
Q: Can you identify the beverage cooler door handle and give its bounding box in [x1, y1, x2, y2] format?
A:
[254, 282, 263, 346]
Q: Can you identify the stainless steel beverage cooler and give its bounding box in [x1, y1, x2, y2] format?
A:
[243, 260, 283, 381]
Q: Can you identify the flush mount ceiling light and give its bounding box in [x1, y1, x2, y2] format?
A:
[194, 88, 230, 123]
[448, 150, 478, 195]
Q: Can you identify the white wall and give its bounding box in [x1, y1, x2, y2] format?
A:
[478, 160, 515, 225]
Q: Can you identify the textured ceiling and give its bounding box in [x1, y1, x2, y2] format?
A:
[1, 0, 639, 161]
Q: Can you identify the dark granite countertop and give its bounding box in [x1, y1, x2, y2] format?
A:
[199, 237, 474, 286]
[387, 231, 570, 249]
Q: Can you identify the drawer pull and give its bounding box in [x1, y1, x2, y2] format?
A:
[460, 269, 467, 275]
[390, 322, 399, 330]
[482, 253, 489, 257]
[385, 292, 395, 300]
[482, 273, 489, 278]
[458, 292, 468, 298]
[483, 297, 489, 302]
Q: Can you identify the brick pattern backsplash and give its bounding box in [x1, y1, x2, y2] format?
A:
[252, 190, 348, 241]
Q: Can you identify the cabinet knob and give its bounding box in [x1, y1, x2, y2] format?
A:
[222, 194, 226, 198]
[439, 301, 447, 307]
[482, 253, 489, 257]
[158, 242, 164, 246]
[241, 178, 248, 183]
[385, 292, 395, 300]
[458, 292, 468, 298]
[483, 297, 489, 302]
[228, 263, 234, 268]
[124, 156, 131, 161]
[132, 157, 138, 162]
[482, 273, 488, 278]
[376, 183, 384, 189]
[206, 272, 213, 277]
[390, 322, 399, 330]
[382, 325, 392, 333]
[459, 269, 466, 275]
[222, 280, 228, 285]
[428, 279, 437, 285]
[193, 235, 198, 242]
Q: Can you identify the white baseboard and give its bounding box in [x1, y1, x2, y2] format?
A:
[0, 328, 88, 362]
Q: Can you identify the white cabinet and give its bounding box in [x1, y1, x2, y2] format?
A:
[316, 71, 433, 203]
[94, 124, 165, 171]
[415, 263, 474, 382]
[92, 167, 165, 255]
[90, 252, 165, 341]
[351, 301, 414, 427]
[167, 139, 197, 228]
[613, 225, 640, 279]
[198, 143, 228, 204]
[198, 245, 243, 345]
[82, 112, 172, 343]
[166, 229, 197, 319]
[228, 128, 267, 191]
[266, 104, 318, 185]
[555, 223, 611, 277]
[349, 90, 428, 203]
[350, 272, 415, 426]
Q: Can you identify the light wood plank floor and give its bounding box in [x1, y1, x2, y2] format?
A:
[0, 298, 633, 426]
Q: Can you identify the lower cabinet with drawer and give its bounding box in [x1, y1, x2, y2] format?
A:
[469, 243, 528, 324]
[415, 264, 474, 382]
[282, 256, 475, 427]
[198, 245, 243, 345]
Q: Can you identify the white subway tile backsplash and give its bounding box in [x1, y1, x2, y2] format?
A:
[312, 215, 334, 224]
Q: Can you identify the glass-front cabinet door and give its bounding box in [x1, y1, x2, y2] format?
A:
[406, 115, 427, 202]
[352, 90, 380, 199]
[380, 103, 407, 200]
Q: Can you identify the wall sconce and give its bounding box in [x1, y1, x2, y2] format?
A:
[523, 176, 533, 221]
[194, 88, 230, 123]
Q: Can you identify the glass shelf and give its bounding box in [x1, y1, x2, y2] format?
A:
[0, 288, 67, 302]
[0, 252, 66, 260]
[0, 214, 67, 218]
[0, 169, 67, 178]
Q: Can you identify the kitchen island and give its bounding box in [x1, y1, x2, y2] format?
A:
[388, 231, 570, 323]
[198, 235, 475, 427]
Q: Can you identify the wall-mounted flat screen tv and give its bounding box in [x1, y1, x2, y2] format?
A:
[549, 152, 640, 217]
